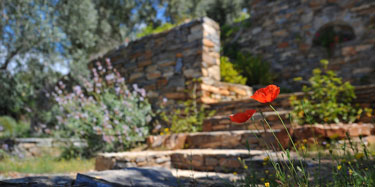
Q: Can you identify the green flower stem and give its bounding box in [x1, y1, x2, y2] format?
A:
[269, 104, 298, 153]
[269, 104, 308, 185]
[258, 113, 298, 182]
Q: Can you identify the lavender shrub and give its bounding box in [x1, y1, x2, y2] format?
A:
[53, 59, 153, 156]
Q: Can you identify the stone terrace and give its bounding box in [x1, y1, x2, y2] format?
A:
[92, 15, 375, 179]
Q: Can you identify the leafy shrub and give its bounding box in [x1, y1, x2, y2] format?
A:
[54, 59, 153, 156]
[0, 116, 30, 139]
[137, 23, 177, 38]
[234, 52, 274, 86]
[220, 56, 247, 85]
[290, 59, 362, 125]
[159, 79, 215, 133]
[0, 60, 60, 135]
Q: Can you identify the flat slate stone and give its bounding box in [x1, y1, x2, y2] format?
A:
[0, 175, 74, 187]
[77, 167, 177, 187]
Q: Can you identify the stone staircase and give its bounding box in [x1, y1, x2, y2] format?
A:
[95, 85, 375, 180]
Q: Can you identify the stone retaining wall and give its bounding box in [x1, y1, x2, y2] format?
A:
[208, 84, 375, 116]
[232, 0, 375, 90]
[199, 77, 253, 103]
[93, 17, 252, 106]
[95, 149, 272, 172]
[146, 123, 375, 151]
[0, 138, 85, 158]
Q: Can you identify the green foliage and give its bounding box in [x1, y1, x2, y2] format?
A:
[54, 60, 153, 157]
[220, 12, 251, 60]
[234, 53, 274, 86]
[0, 0, 159, 133]
[0, 0, 158, 71]
[233, 12, 250, 23]
[236, 134, 375, 186]
[162, 0, 247, 26]
[220, 56, 247, 85]
[59, 145, 86, 160]
[0, 116, 30, 139]
[159, 79, 215, 133]
[137, 23, 177, 38]
[0, 59, 60, 135]
[290, 60, 362, 125]
[220, 17, 273, 87]
[0, 156, 94, 174]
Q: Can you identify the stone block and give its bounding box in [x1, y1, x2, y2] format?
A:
[202, 53, 217, 66]
[190, 24, 203, 34]
[164, 92, 186, 100]
[147, 71, 161, 80]
[355, 44, 372, 52]
[163, 71, 174, 78]
[342, 46, 357, 56]
[203, 24, 218, 36]
[183, 69, 201, 78]
[185, 131, 241, 149]
[200, 96, 219, 104]
[144, 84, 156, 90]
[129, 72, 143, 82]
[205, 157, 218, 166]
[219, 158, 241, 169]
[137, 60, 152, 67]
[207, 66, 220, 81]
[146, 65, 158, 72]
[188, 31, 202, 42]
[164, 133, 188, 150]
[95, 156, 116, 171]
[278, 42, 289, 48]
[191, 155, 204, 168]
[200, 83, 220, 93]
[293, 124, 374, 141]
[309, 0, 326, 8]
[157, 78, 168, 88]
[157, 60, 176, 67]
[147, 91, 159, 98]
[273, 29, 288, 37]
[218, 88, 230, 96]
[229, 86, 248, 96]
[203, 39, 215, 48]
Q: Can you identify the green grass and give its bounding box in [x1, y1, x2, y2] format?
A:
[0, 156, 94, 174]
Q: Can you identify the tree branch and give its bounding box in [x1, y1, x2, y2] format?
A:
[0, 46, 22, 70]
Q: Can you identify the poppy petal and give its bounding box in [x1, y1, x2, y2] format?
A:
[251, 85, 280, 103]
[229, 109, 256, 123]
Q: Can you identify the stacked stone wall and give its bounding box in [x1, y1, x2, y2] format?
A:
[233, 0, 375, 90]
[93, 17, 252, 106]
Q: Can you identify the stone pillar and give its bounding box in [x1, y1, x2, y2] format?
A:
[201, 18, 221, 81]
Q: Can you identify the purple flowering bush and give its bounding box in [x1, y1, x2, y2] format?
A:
[53, 59, 153, 156]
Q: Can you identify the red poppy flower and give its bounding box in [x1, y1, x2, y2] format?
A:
[251, 85, 280, 103]
[229, 109, 256, 123]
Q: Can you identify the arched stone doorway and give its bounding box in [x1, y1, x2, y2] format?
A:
[312, 22, 356, 57]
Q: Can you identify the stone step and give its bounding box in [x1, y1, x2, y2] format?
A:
[171, 169, 240, 182]
[184, 130, 287, 150]
[147, 129, 291, 150]
[147, 124, 374, 151]
[206, 84, 375, 117]
[203, 110, 291, 132]
[207, 92, 298, 116]
[95, 149, 307, 173]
